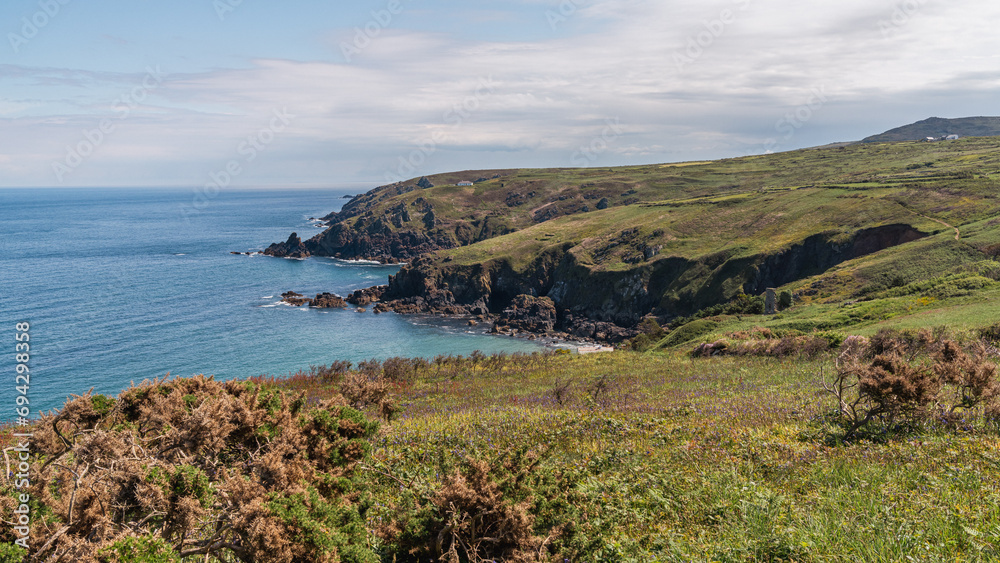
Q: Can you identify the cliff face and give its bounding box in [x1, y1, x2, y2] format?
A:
[264, 172, 518, 262]
[378, 224, 929, 340]
[265, 204, 457, 263]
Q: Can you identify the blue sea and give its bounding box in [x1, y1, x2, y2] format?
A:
[0, 187, 545, 416]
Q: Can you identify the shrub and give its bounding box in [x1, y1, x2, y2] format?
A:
[980, 322, 1000, 344]
[638, 317, 666, 339]
[669, 294, 765, 328]
[0, 543, 26, 563]
[693, 334, 834, 359]
[99, 536, 180, 563]
[777, 290, 793, 310]
[381, 447, 581, 563]
[340, 370, 399, 422]
[6, 376, 379, 562]
[627, 317, 667, 351]
[824, 333, 1000, 438]
[658, 319, 719, 348]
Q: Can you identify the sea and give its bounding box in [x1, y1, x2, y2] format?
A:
[0, 187, 546, 416]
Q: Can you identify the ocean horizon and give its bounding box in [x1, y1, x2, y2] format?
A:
[0, 187, 547, 417]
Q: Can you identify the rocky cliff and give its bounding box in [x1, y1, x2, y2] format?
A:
[264, 174, 515, 262]
[257, 138, 1000, 343]
[372, 224, 929, 342]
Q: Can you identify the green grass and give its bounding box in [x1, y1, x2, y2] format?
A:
[346, 351, 1000, 561]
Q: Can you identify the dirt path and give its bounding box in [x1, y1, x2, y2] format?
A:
[903, 207, 961, 240]
[920, 215, 961, 241]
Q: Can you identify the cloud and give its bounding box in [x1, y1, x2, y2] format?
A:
[2, 0, 1000, 186]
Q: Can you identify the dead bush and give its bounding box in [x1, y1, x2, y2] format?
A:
[825, 333, 1000, 438]
[695, 335, 832, 359]
[339, 370, 399, 422]
[933, 341, 1000, 421]
[548, 377, 575, 406]
[380, 447, 579, 563]
[1, 375, 379, 563]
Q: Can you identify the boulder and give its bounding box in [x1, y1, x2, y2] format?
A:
[310, 293, 348, 309]
[280, 291, 310, 307]
[264, 233, 311, 258]
[346, 285, 387, 306]
[494, 294, 557, 333]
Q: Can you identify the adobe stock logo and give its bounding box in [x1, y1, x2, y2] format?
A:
[762, 86, 828, 154]
[340, 0, 412, 63]
[570, 118, 624, 167]
[51, 66, 167, 183]
[673, 0, 753, 74]
[7, 0, 72, 54]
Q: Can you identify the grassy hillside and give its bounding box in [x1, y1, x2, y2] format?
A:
[266, 136, 1000, 340]
[257, 345, 1000, 561]
[862, 116, 1000, 143]
[324, 137, 1000, 256]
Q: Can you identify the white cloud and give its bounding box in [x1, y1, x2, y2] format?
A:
[3, 0, 1000, 186]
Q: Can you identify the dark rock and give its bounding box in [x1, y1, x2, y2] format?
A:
[281, 291, 310, 307]
[311, 292, 348, 309]
[596, 198, 610, 210]
[373, 303, 392, 314]
[494, 294, 557, 333]
[264, 233, 311, 258]
[346, 285, 387, 306]
[643, 245, 663, 260]
[417, 177, 434, 189]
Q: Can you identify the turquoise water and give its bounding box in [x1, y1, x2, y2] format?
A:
[0, 188, 544, 416]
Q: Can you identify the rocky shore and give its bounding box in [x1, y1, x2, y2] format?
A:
[280, 291, 348, 309]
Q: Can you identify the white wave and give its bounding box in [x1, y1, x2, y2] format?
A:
[261, 295, 274, 299]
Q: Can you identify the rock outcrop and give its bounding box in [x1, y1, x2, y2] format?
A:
[281, 291, 310, 306]
[346, 286, 387, 306]
[310, 293, 348, 309]
[492, 295, 557, 334]
[280, 291, 348, 308]
[265, 233, 310, 259]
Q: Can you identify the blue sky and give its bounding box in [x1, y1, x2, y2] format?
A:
[1, 0, 999, 187]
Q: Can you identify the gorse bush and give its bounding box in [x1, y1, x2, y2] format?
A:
[691, 329, 842, 359]
[824, 329, 1000, 438]
[0, 376, 378, 563]
[378, 447, 583, 563]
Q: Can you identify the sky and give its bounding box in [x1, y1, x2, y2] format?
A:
[1, 0, 998, 188]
